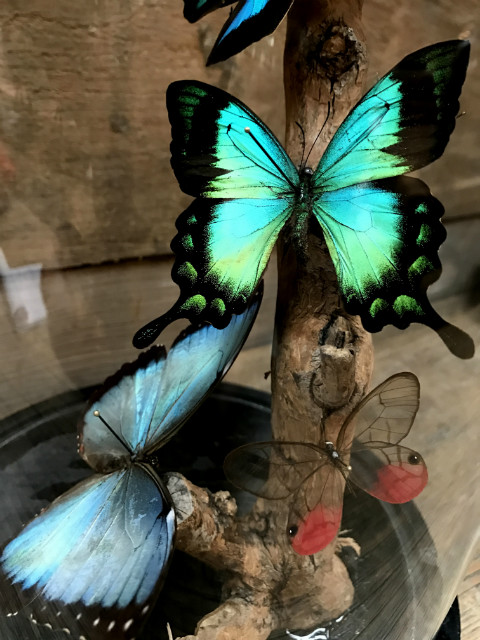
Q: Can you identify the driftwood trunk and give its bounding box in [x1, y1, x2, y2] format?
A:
[169, 2, 374, 638]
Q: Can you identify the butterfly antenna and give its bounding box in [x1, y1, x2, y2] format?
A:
[303, 101, 331, 169]
[295, 121, 306, 169]
[93, 410, 133, 456]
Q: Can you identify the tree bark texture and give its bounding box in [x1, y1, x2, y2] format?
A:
[271, 0, 373, 611]
[167, 473, 357, 640]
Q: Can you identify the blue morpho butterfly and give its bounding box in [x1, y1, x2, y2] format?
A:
[133, 40, 474, 359]
[183, 0, 294, 65]
[0, 289, 261, 640]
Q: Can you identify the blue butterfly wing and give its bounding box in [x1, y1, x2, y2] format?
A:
[145, 291, 262, 449]
[79, 346, 168, 470]
[133, 80, 295, 346]
[86, 290, 261, 463]
[311, 41, 473, 358]
[183, 0, 235, 23]
[207, 0, 294, 65]
[0, 466, 175, 639]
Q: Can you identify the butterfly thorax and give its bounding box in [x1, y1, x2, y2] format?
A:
[80, 441, 159, 476]
[324, 440, 340, 463]
[325, 440, 338, 456]
[79, 410, 151, 474]
[324, 440, 352, 478]
[297, 166, 316, 207]
[289, 166, 315, 257]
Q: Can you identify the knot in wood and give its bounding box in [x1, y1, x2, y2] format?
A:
[323, 34, 346, 57]
[310, 315, 356, 409]
[213, 491, 238, 519]
[311, 23, 366, 86]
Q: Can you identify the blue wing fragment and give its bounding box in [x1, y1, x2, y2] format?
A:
[92, 287, 261, 461]
[207, 0, 294, 65]
[0, 466, 174, 639]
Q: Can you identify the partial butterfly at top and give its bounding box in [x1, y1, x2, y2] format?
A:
[224, 372, 428, 556]
[183, 0, 293, 65]
[133, 40, 474, 360]
[0, 290, 261, 640]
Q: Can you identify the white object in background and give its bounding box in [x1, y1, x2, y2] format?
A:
[286, 628, 329, 640]
[0, 249, 46, 330]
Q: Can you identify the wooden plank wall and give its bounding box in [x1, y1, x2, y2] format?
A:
[0, 0, 478, 269]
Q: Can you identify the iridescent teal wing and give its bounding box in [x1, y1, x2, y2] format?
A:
[206, 0, 294, 65]
[133, 80, 297, 348]
[183, 0, 235, 23]
[168, 80, 297, 199]
[311, 40, 473, 358]
[316, 41, 469, 188]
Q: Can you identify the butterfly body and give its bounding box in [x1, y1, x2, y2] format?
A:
[224, 373, 428, 556]
[275, 169, 316, 259]
[134, 41, 473, 358]
[324, 440, 341, 462]
[285, 446, 346, 557]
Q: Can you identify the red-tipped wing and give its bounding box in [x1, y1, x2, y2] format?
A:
[339, 372, 427, 504]
[288, 464, 345, 555]
[349, 443, 428, 503]
[224, 441, 345, 554]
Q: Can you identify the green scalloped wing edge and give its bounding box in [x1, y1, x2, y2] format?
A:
[132, 195, 290, 348]
[314, 177, 473, 358]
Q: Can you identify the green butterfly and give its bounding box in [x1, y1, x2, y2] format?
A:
[133, 40, 474, 359]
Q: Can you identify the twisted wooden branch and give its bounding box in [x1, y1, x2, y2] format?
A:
[166, 472, 355, 640]
[164, 2, 372, 637]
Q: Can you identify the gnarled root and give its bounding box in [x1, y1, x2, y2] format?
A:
[166, 473, 356, 640]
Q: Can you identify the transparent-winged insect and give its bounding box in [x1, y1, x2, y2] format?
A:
[224, 373, 428, 555]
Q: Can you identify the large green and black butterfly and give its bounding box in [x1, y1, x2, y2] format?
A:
[133, 40, 474, 359]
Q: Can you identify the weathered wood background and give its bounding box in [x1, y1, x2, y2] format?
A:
[0, 0, 478, 269]
[0, 0, 478, 638]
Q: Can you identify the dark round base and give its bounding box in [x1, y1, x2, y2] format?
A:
[0, 383, 457, 640]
